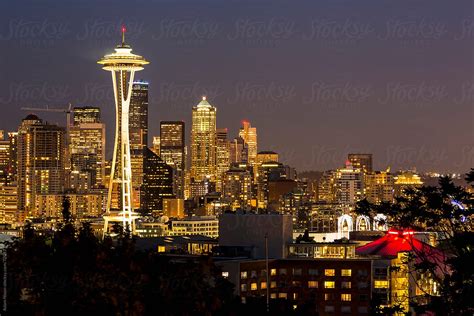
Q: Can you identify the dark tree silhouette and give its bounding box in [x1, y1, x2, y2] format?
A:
[6, 200, 238, 315]
[356, 172, 474, 315]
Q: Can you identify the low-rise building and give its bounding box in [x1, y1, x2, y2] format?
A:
[170, 215, 219, 238]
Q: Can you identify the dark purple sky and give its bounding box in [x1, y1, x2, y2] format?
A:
[0, 0, 472, 173]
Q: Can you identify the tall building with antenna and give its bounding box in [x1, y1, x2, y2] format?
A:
[97, 27, 149, 234]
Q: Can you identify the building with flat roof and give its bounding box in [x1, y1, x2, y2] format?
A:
[170, 215, 219, 238]
[219, 213, 293, 259]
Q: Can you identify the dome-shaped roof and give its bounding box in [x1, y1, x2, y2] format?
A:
[23, 114, 40, 121]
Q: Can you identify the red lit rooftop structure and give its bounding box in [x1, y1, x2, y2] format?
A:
[356, 228, 448, 275]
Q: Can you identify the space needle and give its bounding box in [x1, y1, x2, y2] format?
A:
[98, 27, 149, 236]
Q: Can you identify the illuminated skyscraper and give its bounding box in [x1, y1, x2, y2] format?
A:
[365, 168, 394, 204]
[216, 128, 230, 192]
[73, 107, 101, 125]
[160, 121, 185, 198]
[335, 161, 363, 205]
[254, 151, 279, 182]
[238, 120, 257, 164]
[317, 170, 337, 203]
[0, 135, 9, 185]
[348, 153, 373, 173]
[98, 28, 149, 234]
[130, 80, 149, 209]
[191, 97, 217, 182]
[257, 161, 286, 209]
[7, 132, 18, 183]
[152, 136, 161, 156]
[17, 115, 66, 218]
[141, 148, 174, 212]
[229, 137, 248, 165]
[0, 184, 17, 224]
[223, 165, 252, 210]
[69, 107, 106, 191]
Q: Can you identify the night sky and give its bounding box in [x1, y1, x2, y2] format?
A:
[1, 0, 472, 173]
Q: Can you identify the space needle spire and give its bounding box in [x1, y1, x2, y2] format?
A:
[98, 27, 149, 236]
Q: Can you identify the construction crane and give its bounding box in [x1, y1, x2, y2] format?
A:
[21, 103, 73, 133]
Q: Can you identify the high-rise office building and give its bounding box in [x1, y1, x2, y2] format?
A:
[69, 107, 106, 191]
[317, 170, 337, 203]
[141, 148, 174, 212]
[216, 128, 230, 192]
[17, 115, 66, 218]
[335, 161, 363, 205]
[0, 184, 17, 224]
[130, 80, 149, 210]
[229, 137, 248, 165]
[364, 169, 394, 204]
[348, 153, 373, 173]
[238, 120, 257, 164]
[8, 132, 18, 183]
[191, 97, 217, 182]
[160, 121, 185, 198]
[0, 135, 9, 185]
[257, 161, 286, 209]
[73, 107, 101, 125]
[152, 136, 161, 156]
[223, 165, 253, 210]
[254, 151, 279, 182]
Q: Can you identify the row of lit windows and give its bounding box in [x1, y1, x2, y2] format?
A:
[241, 268, 353, 279]
[240, 280, 357, 291]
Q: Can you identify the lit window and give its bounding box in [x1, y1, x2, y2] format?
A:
[341, 294, 351, 301]
[270, 293, 277, 299]
[261, 282, 267, 289]
[374, 280, 389, 288]
[278, 293, 287, 299]
[240, 271, 247, 279]
[241, 284, 247, 292]
[158, 246, 165, 252]
[222, 272, 229, 278]
[341, 281, 351, 289]
[270, 281, 277, 288]
[251, 283, 257, 291]
[308, 281, 318, 288]
[325, 269, 335, 276]
[293, 293, 298, 300]
[341, 269, 352, 276]
[271, 269, 277, 276]
[324, 281, 335, 288]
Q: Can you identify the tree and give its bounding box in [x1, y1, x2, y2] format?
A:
[356, 171, 474, 315]
[7, 221, 237, 315]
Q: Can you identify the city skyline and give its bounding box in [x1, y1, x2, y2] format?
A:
[1, 0, 472, 173]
